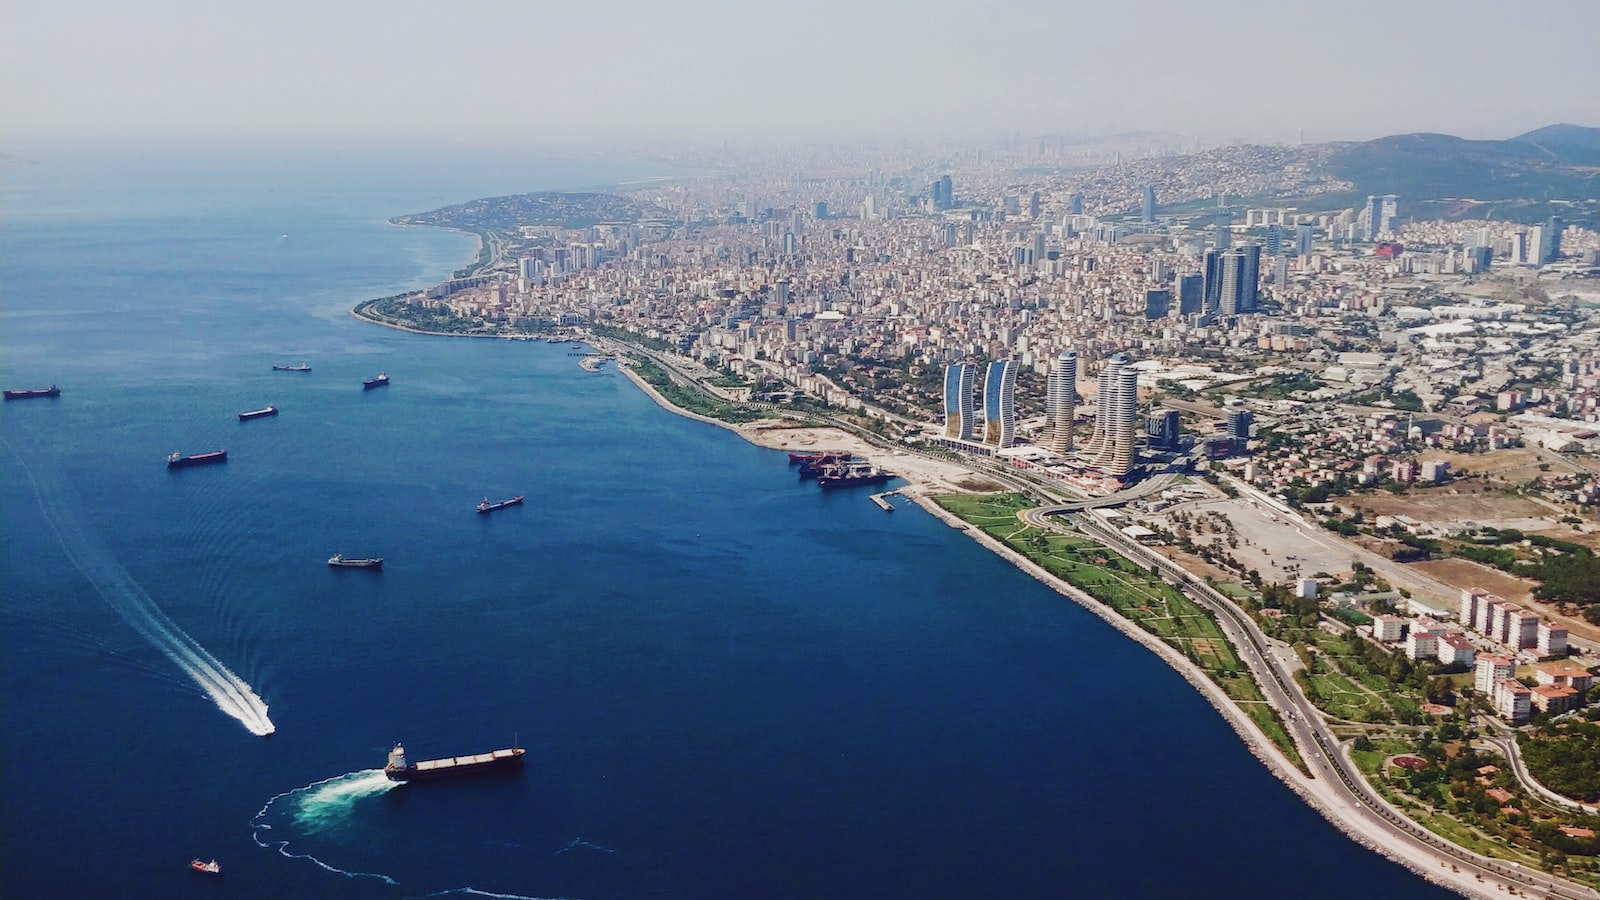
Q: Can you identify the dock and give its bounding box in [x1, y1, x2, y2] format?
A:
[870, 491, 900, 511]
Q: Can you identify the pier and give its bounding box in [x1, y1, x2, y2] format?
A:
[870, 490, 901, 511]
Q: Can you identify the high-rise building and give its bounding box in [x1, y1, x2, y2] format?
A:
[1045, 350, 1078, 453]
[1177, 273, 1203, 316]
[942, 363, 975, 440]
[1029, 190, 1042, 219]
[1203, 249, 1222, 315]
[1295, 223, 1314, 257]
[1227, 410, 1253, 455]
[1240, 244, 1261, 311]
[1214, 218, 1232, 250]
[1218, 248, 1260, 316]
[983, 359, 1018, 448]
[930, 175, 954, 211]
[1543, 216, 1564, 262]
[1082, 353, 1139, 477]
[1379, 195, 1399, 234]
[1264, 224, 1284, 257]
[1069, 193, 1084, 215]
[1145, 408, 1180, 450]
[813, 201, 828, 220]
[1141, 185, 1156, 223]
[1363, 195, 1384, 241]
[1144, 289, 1171, 320]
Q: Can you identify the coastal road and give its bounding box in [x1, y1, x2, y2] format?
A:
[1049, 509, 1597, 900]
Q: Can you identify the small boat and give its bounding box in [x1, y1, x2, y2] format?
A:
[477, 495, 525, 514]
[271, 363, 311, 372]
[363, 372, 389, 390]
[329, 554, 383, 568]
[168, 450, 228, 469]
[239, 405, 279, 421]
[3, 385, 60, 400]
[189, 859, 222, 876]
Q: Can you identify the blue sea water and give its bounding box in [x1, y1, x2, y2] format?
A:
[0, 152, 1451, 899]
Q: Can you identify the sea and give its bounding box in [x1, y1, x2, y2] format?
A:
[0, 149, 1451, 899]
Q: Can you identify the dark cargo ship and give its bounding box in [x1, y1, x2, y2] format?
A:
[363, 372, 389, 390]
[384, 742, 525, 782]
[328, 554, 383, 568]
[168, 450, 228, 469]
[238, 405, 278, 421]
[797, 453, 855, 479]
[477, 494, 525, 514]
[816, 463, 892, 489]
[3, 385, 60, 400]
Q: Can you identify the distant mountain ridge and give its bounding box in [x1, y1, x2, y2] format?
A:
[1510, 123, 1599, 149]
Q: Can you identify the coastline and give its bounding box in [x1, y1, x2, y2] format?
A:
[347, 313, 1545, 899]
[602, 342, 1499, 899]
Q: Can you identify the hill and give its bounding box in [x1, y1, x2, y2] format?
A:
[393, 191, 673, 231]
[1510, 123, 1600, 151]
[1292, 131, 1598, 226]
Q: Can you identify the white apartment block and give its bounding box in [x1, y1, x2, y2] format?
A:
[1475, 655, 1515, 695]
[1537, 622, 1568, 658]
[1372, 614, 1405, 643]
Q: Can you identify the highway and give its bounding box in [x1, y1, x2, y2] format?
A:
[1045, 508, 1597, 899]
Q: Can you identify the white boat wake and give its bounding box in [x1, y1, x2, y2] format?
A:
[251, 770, 400, 884]
[12, 450, 276, 736]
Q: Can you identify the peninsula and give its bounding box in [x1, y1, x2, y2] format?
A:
[358, 132, 1600, 899]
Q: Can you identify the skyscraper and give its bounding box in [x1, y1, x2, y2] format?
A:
[1145, 409, 1180, 450]
[1239, 244, 1261, 311]
[1069, 193, 1084, 215]
[1144, 289, 1171, 320]
[983, 359, 1018, 448]
[1141, 185, 1156, 223]
[1029, 190, 1042, 219]
[1081, 353, 1139, 477]
[1177, 273, 1203, 316]
[1227, 410, 1253, 455]
[1218, 249, 1245, 316]
[1264, 223, 1284, 257]
[1295, 223, 1314, 257]
[1203, 249, 1222, 315]
[1045, 350, 1078, 454]
[942, 363, 975, 440]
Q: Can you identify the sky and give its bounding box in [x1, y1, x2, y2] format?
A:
[3, 0, 1597, 153]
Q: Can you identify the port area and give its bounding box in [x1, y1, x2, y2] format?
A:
[871, 491, 901, 511]
[578, 354, 615, 371]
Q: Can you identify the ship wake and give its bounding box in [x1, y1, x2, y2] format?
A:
[251, 769, 401, 884]
[12, 451, 276, 736]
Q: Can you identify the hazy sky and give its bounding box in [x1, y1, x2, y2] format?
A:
[4, 0, 1597, 151]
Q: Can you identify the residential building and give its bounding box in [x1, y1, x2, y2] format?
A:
[942, 363, 975, 440]
[1081, 353, 1139, 477]
[1492, 678, 1532, 723]
[983, 359, 1018, 448]
[1537, 622, 1569, 658]
[1475, 655, 1515, 695]
[1372, 614, 1405, 642]
[1045, 350, 1078, 453]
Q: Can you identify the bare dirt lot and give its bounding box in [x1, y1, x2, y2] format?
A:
[1346, 487, 1554, 530]
[1410, 557, 1535, 603]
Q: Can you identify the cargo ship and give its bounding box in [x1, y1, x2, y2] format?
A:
[363, 372, 389, 390]
[168, 450, 228, 469]
[477, 494, 525, 514]
[384, 742, 525, 782]
[798, 453, 854, 479]
[328, 554, 383, 568]
[239, 405, 278, 421]
[188, 859, 222, 876]
[3, 385, 60, 400]
[816, 462, 891, 489]
[788, 451, 843, 465]
[271, 363, 311, 372]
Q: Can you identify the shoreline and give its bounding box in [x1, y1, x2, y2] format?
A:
[600, 341, 1500, 899]
[347, 315, 1546, 898]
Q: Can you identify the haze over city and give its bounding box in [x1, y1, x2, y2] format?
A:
[3, 0, 1597, 151]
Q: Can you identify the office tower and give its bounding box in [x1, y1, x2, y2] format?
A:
[1295, 223, 1314, 257]
[1264, 224, 1284, 257]
[1069, 193, 1084, 215]
[1046, 350, 1078, 453]
[1510, 231, 1529, 265]
[943, 363, 975, 440]
[1082, 353, 1139, 477]
[1145, 409, 1180, 450]
[1379, 195, 1399, 234]
[1029, 191, 1042, 219]
[1469, 245, 1493, 272]
[1203, 249, 1222, 314]
[814, 201, 828, 220]
[1239, 244, 1261, 312]
[1544, 216, 1563, 262]
[1141, 185, 1156, 223]
[1218, 249, 1245, 315]
[1273, 255, 1289, 290]
[983, 359, 1018, 448]
[775, 279, 791, 308]
[1177, 273, 1203, 316]
[1227, 410, 1253, 455]
[1214, 215, 1232, 250]
[1033, 231, 1047, 265]
[930, 174, 954, 210]
[1144, 289, 1171, 320]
